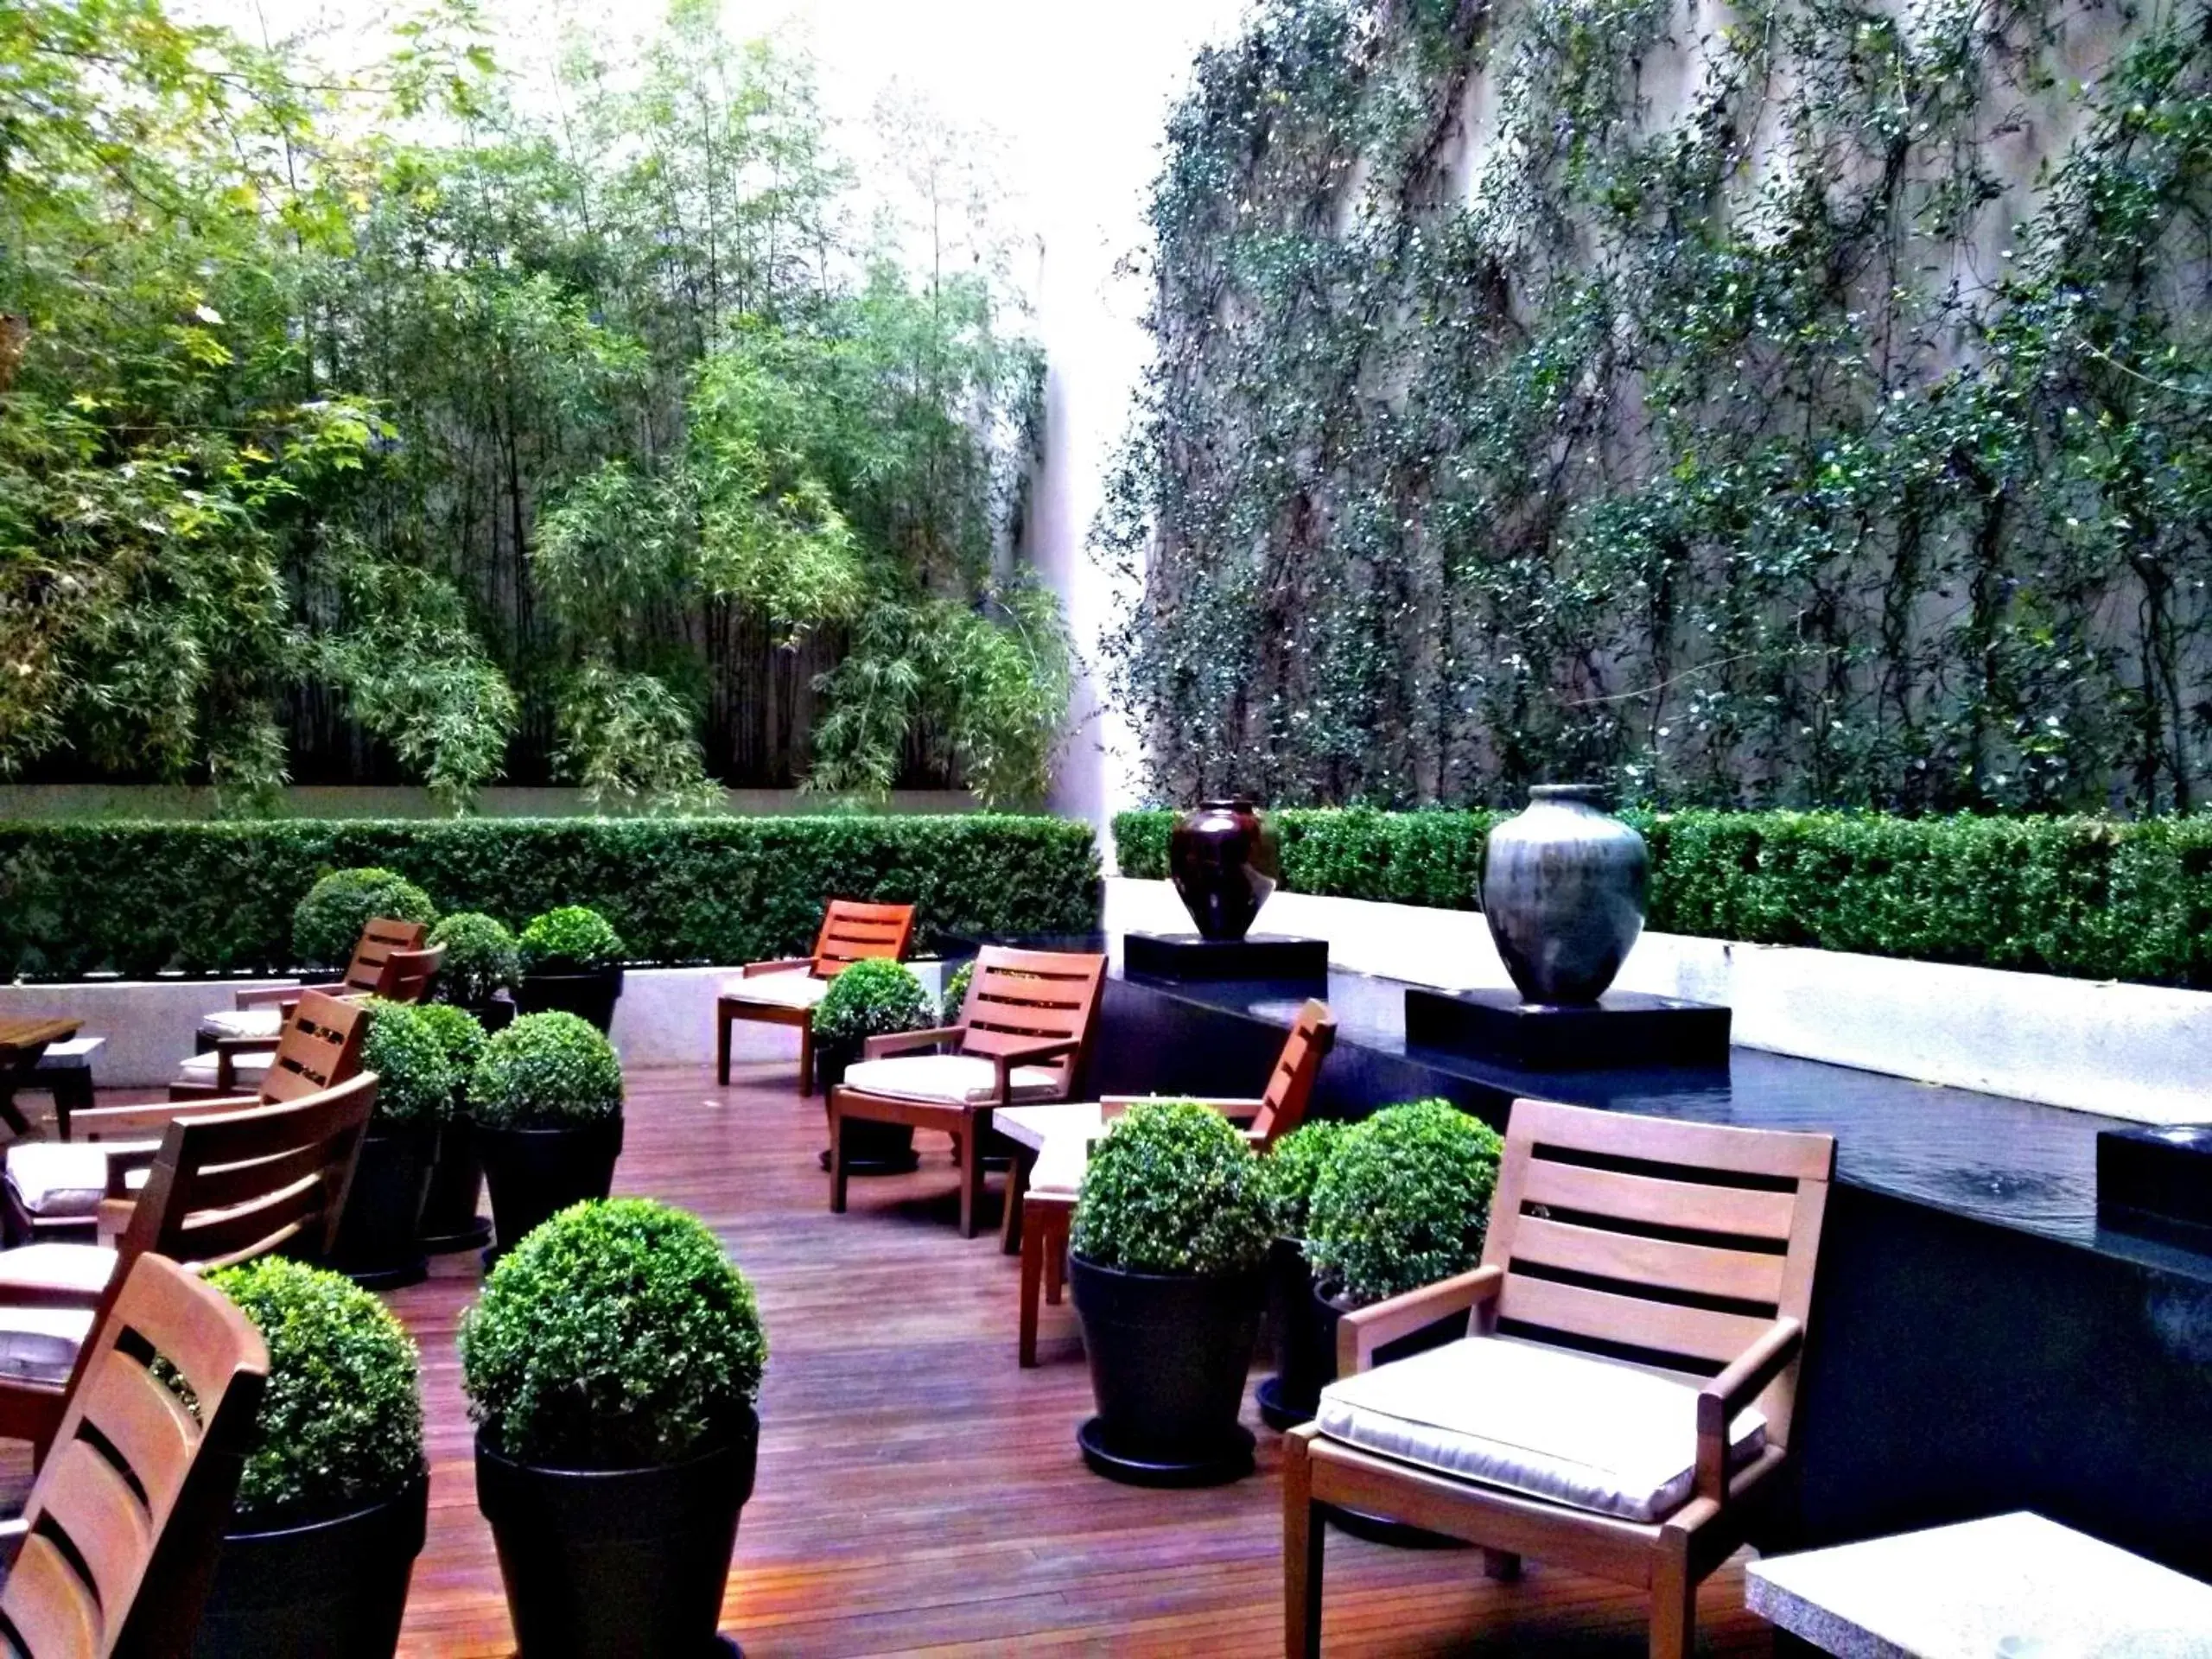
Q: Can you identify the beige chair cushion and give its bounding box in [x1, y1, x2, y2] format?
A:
[0, 1306, 94, 1387]
[1316, 1335, 1765, 1523]
[0, 1243, 118, 1300]
[719, 972, 830, 1011]
[176, 1048, 273, 1084]
[196, 1006, 285, 1043]
[5, 1144, 151, 1220]
[840, 1054, 1062, 1106]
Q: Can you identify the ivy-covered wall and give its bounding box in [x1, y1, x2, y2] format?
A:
[1103, 0, 2212, 814]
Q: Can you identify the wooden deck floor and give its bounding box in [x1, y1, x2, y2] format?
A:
[372, 1062, 1777, 1656]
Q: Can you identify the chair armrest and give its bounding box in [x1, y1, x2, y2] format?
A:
[983, 1039, 1083, 1104]
[95, 1198, 134, 1247]
[1337, 1265, 1504, 1376]
[741, 958, 815, 976]
[863, 1025, 967, 1060]
[1694, 1317, 1803, 1501]
[67, 1096, 256, 1141]
[232, 979, 319, 1009]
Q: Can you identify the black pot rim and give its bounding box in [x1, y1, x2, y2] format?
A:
[1070, 1252, 1267, 1287]
[473, 1414, 757, 1481]
[362, 1118, 442, 1145]
[221, 1464, 428, 1546]
[1193, 797, 1258, 813]
[471, 1113, 622, 1140]
[520, 965, 626, 982]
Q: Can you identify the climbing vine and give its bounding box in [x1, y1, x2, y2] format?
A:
[1103, 0, 2212, 812]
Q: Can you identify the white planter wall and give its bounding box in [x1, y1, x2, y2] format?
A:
[1105, 877, 2212, 1127]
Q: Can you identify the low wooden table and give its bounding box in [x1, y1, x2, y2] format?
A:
[0, 1015, 84, 1136]
[1747, 1512, 2212, 1656]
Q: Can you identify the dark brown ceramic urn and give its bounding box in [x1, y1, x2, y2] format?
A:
[1168, 798, 1279, 941]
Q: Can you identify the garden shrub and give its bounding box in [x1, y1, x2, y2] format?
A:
[359, 1000, 458, 1128]
[518, 906, 626, 973]
[1071, 1100, 1272, 1277]
[0, 815, 1100, 982]
[412, 1002, 486, 1111]
[939, 958, 975, 1024]
[811, 958, 931, 1044]
[1306, 1099, 1503, 1307]
[428, 912, 521, 1005]
[1113, 807, 2212, 988]
[468, 1011, 621, 1130]
[211, 1258, 423, 1528]
[291, 867, 439, 969]
[460, 1198, 766, 1468]
[1257, 1119, 1351, 1243]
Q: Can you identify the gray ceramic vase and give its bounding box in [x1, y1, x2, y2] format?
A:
[1481, 785, 1648, 1006]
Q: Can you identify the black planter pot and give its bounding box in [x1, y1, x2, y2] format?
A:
[812, 1035, 919, 1175]
[475, 1417, 758, 1659]
[1255, 1238, 1333, 1430]
[516, 966, 625, 1034]
[421, 1114, 492, 1254]
[333, 1122, 441, 1289]
[1069, 1253, 1264, 1486]
[478, 1116, 624, 1261]
[194, 1470, 429, 1659]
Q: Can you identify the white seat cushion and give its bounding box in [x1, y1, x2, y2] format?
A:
[196, 1007, 284, 1043]
[0, 1243, 118, 1299]
[0, 1306, 94, 1387]
[1316, 1335, 1766, 1523]
[719, 973, 830, 1011]
[4, 1145, 151, 1220]
[840, 1053, 1062, 1106]
[176, 1048, 272, 1083]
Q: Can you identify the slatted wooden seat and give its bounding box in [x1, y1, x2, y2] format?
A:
[1013, 999, 1338, 1365]
[196, 916, 429, 1042]
[828, 945, 1106, 1239]
[0, 1062, 375, 1464]
[715, 900, 918, 1092]
[1284, 1096, 1834, 1659]
[0, 1252, 268, 1659]
[176, 938, 441, 1099]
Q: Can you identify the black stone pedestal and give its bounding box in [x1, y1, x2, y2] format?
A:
[1403, 987, 1731, 1070]
[1123, 932, 1329, 982]
[2098, 1124, 2212, 1247]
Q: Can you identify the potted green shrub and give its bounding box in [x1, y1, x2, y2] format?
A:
[938, 958, 975, 1025]
[194, 1258, 427, 1659]
[1253, 1118, 1352, 1428]
[292, 868, 439, 970]
[462, 1199, 767, 1658]
[810, 957, 932, 1175]
[428, 911, 521, 1032]
[332, 1000, 457, 1289]
[514, 905, 626, 1033]
[469, 1010, 625, 1259]
[1067, 1099, 1273, 1485]
[413, 1001, 494, 1255]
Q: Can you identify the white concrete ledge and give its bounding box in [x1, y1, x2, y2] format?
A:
[1105, 877, 2212, 1127]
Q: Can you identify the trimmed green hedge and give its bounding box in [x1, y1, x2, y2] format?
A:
[1113, 807, 2212, 989]
[1, 815, 1100, 981]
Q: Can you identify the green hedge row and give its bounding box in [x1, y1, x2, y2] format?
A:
[0, 816, 1101, 981]
[1113, 808, 2212, 989]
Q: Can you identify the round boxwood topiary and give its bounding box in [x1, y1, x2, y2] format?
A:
[1257, 1118, 1352, 1243]
[211, 1257, 424, 1529]
[429, 912, 521, 1006]
[359, 1000, 459, 1128]
[517, 906, 626, 975]
[811, 957, 931, 1044]
[412, 1001, 486, 1109]
[468, 1011, 621, 1131]
[292, 868, 438, 969]
[1306, 1098, 1504, 1308]
[938, 959, 975, 1025]
[1071, 1099, 1272, 1277]
[459, 1198, 767, 1468]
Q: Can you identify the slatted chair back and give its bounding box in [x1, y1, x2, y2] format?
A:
[256, 990, 369, 1106]
[955, 947, 1109, 1096]
[1248, 1001, 1337, 1145]
[336, 918, 429, 999]
[377, 942, 445, 1007]
[0, 1253, 267, 1659]
[811, 900, 917, 978]
[1479, 1097, 1834, 1446]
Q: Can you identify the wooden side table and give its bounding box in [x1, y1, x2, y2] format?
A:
[0, 1015, 84, 1135]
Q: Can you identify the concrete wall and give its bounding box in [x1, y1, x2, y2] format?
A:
[1105, 877, 2212, 1126]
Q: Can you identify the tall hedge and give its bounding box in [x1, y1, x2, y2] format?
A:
[1113, 808, 2212, 990]
[0, 815, 1100, 981]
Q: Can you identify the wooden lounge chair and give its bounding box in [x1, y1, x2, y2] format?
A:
[193, 916, 427, 1051]
[172, 938, 439, 1099]
[715, 900, 918, 1091]
[1282, 1097, 1834, 1659]
[0, 1252, 269, 1658]
[828, 946, 1106, 1239]
[6, 992, 368, 1246]
[1014, 998, 1337, 1366]
[0, 1066, 375, 1463]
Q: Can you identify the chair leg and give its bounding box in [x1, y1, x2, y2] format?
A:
[1019, 1201, 1045, 1367]
[828, 1101, 849, 1215]
[957, 1116, 983, 1239]
[1045, 1208, 1066, 1305]
[798, 1024, 814, 1096]
[1283, 1430, 1323, 1659]
[1649, 1548, 1695, 1659]
[715, 1004, 733, 1087]
[1481, 1548, 1522, 1582]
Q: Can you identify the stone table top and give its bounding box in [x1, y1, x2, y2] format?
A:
[1746, 1511, 2212, 1657]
